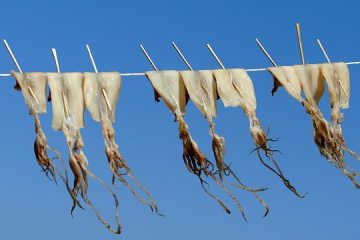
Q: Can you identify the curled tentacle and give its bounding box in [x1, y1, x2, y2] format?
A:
[83, 168, 122, 235]
[342, 168, 360, 189]
[178, 116, 244, 215]
[249, 115, 305, 198]
[101, 117, 160, 214]
[127, 173, 162, 215]
[306, 103, 360, 188]
[47, 145, 83, 210]
[304, 102, 360, 188]
[34, 115, 56, 181]
[178, 116, 213, 176]
[255, 149, 306, 198]
[68, 147, 122, 233]
[199, 176, 231, 214]
[69, 154, 88, 214]
[223, 163, 269, 217]
[34, 137, 56, 182]
[209, 173, 247, 222]
[210, 124, 226, 178]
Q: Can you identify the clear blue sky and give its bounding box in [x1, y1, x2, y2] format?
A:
[1, 0, 360, 239]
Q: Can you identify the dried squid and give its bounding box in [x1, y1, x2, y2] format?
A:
[269, 63, 360, 188]
[12, 72, 68, 183]
[47, 72, 121, 234]
[180, 70, 224, 173]
[213, 68, 304, 197]
[83, 72, 159, 213]
[146, 70, 267, 220]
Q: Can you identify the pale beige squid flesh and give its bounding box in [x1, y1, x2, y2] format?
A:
[269, 63, 360, 188]
[180, 69, 270, 216]
[11, 71, 85, 223]
[83, 72, 159, 214]
[12, 72, 61, 182]
[146, 70, 269, 220]
[47, 72, 121, 234]
[213, 68, 304, 197]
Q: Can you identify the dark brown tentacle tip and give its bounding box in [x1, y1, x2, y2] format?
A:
[283, 179, 308, 198]
[70, 202, 77, 218]
[112, 175, 116, 185]
[157, 212, 165, 217]
[262, 208, 270, 218]
[267, 138, 280, 142]
[294, 191, 308, 198]
[262, 206, 270, 218]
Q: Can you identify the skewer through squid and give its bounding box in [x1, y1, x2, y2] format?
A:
[269, 63, 360, 188]
[83, 71, 159, 214]
[212, 68, 304, 197]
[146, 70, 269, 220]
[47, 72, 121, 234]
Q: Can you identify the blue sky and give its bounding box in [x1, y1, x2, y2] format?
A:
[0, 0, 360, 239]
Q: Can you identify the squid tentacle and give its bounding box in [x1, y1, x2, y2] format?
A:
[101, 119, 160, 214]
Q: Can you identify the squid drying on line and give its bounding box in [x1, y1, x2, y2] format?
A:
[179, 70, 224, 172]
[213, 68, 304, 197]
[269, 63, 360, 188]
[12, 72, 68, 184]
[180, 70, 269, 216]
[83, 72, 159, 214]
[321, 63, 350, 144]
[146, 70, 264, 220]
[47, 72, 121, 234]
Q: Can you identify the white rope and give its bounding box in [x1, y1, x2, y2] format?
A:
[121, 72, 145, 76]
[0, 61, 359, 78]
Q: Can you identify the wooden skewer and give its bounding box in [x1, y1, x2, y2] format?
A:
[173, 43, 216, 110]
[206, 44, 245, 96]
[172, 42, 193, 71]
[206, 44, 226, 69]
[3, 39, 40, 104]
[3, 39, 23, 73]
[85, 44, 112, 111]
[255, 38, 278, 67]
[101, 88, 112, 112]
[51, 48, 69, 117]
[51, 48, 61, 73]
[316, 39, 331, 63]
[62, 92, 69, 117]
[28, 86, 39, 104]
[316, 39, 348, 97]
[296, 23, 305, 65]
[86, 44, 98, 73]
[140, 44, 158, 71]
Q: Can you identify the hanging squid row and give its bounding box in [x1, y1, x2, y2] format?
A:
[269, 62, 360, 188]
[146, 67, 308, 220]
[9, 60, 359, 234]
[12, 71, 159, 234]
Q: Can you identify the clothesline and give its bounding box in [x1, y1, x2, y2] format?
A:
[0, 61, 359, 78]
